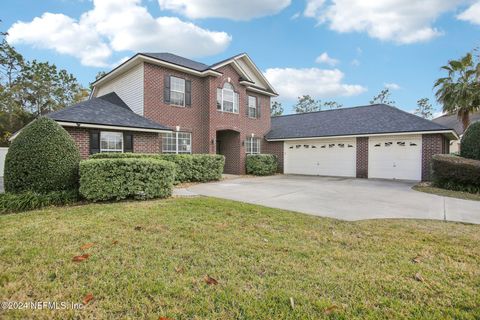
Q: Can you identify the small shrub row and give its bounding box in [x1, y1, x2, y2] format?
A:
[0, 190, 79, 215]
[432, 154, 480, 193]
[79, 158, 176, 201]
[246, 154, 278, 176]
[90, 153, 225, 183]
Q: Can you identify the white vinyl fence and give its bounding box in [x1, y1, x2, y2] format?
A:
[0, 147, 8, 177]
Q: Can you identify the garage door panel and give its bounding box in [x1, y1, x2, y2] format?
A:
[368, 135, 422, 181]
[285, 139, 356, 177]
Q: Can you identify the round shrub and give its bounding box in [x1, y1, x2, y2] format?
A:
[246, 154, 278, 176]
[4, 117, 81, 193]
[460, 121, 480, 160]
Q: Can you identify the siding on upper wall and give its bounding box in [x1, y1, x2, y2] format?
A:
[95, 63, 144, 115]
[235, 58, 267, 90]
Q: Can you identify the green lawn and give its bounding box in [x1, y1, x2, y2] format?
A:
[1, 197, 479, 319]
[413, 184, 480, 201]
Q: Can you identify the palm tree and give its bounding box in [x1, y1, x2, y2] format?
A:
[434, 52, 480, 131]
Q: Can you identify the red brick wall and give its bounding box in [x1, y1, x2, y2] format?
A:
[134, 132, 161, 153]
[64, 127, 89, 159]
[63, 126, 160, 159]
[422, 134, 447, 181]
[356, 137, 369, 178]
[143, 62, 271, 174]
[263, 140, 284, 173]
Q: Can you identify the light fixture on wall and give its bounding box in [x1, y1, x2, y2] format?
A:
[175, 126, 180, 132]
[251, 133, 255, 138]
[211, 139, 215, 145]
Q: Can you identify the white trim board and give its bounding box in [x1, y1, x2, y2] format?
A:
[266, 130, 459, 141]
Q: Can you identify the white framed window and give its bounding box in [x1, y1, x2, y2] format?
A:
[170, 76, 185, 106]
[217, 83, 239, 113]
[246, 137, 260, 154]
[162, 132, 192, 154]
[248, 96, 257, 118]
[100, 131, 123, 152]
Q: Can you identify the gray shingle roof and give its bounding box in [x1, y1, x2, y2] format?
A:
[432, 112, 480, 135]
[47, 93, 171, 131]
[266, 104, 451, 140]
[141, 52, 211, 71]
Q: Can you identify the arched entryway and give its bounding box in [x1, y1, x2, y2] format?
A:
[216, 129, 241, 174]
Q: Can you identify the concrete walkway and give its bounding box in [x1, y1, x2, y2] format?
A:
[187, 175, 480, 224]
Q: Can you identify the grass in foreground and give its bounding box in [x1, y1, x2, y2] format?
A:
[413, 183, 480, 201]
[0, 197, 479, 319]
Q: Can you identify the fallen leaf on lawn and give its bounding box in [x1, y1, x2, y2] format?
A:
[82, 293, 94, 305]
[414, 272, 424, 282]
[412, 255, 422, 263]
[175, 266, 184, 273]
[112, 240, 119, 245]
[134, 226, 142, 231]
[289, 297, 295, 309]
[80, 243, 94, 250]
[72, 254, 90, 262]
[324, 305, 338, 314]
[158, 317, 173, 320]
[204, 275, 218, 285]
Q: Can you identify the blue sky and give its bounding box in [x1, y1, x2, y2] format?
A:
[2, 0, 480, 115]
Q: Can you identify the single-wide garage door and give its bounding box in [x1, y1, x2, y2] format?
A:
[284, 138, 356, 177]
[368, 135, 422, 181]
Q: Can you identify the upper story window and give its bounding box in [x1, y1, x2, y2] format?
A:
[170, 76, 185, 107]
[217, 82, 239, 113]
[162, 132, 192, 154]
[248, 96, 257, 118]
[100, 131, 123, 152]
[246, 137, 260, 154]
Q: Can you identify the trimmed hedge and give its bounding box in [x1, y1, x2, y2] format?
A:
[460, 121, 480, 160]
[90, 153, 225, 183]
[79, 158, 176, 201]
[0, 190, 79, 215]
[432, 154, 480, 193]
[4, 117, 80, 193]
[246, 154, 278, 176]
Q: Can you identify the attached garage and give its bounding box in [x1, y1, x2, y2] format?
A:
[266, 104, 458, 181]
[368, 135, 422, 181]
[284, 138, 356, 177]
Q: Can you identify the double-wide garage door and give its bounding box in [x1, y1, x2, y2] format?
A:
[284, 138, 357, 177]
[284, 135, 423, 181]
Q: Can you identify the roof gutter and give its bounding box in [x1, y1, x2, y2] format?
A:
[56, 121, 172, 134]
[265, 129, 459, 142]
[92, 54, 222, 88]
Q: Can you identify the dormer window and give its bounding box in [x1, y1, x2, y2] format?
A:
[217, 83, 239, 113]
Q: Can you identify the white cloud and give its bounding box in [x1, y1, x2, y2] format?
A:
[384, 83, 401, 90]
[315, 52, 339, 66]
[264, 67, 366, 100]
[457, 1, 480, 25]
[7, 13, 111, 67]
[351, 59, 360, 66]
[7, 0, 231, 67]
[304, 0, 463, 44]
[158, 0, 291, 20]
[290, 12, 301, 20]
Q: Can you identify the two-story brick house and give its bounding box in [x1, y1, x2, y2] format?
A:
[44, 52, 457, 180]
[47, 52, 279, 174]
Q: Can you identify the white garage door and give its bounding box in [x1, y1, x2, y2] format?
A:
[368, 135, 422, 181]
[284, 138, 356, 177]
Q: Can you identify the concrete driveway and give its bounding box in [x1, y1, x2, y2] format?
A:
[187, 175, 480, 224]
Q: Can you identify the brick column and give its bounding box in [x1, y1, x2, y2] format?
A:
[356, 137, 368, 178]
[421, 134, 444, 181]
